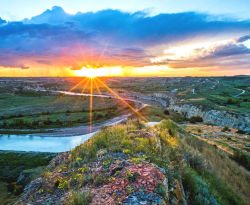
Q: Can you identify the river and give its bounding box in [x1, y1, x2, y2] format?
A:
[0, 91, 146, 152]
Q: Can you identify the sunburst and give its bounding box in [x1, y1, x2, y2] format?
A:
[55, 75, 147, 133]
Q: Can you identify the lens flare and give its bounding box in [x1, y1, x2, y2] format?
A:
[96, 78, 147, 121]
[54, 76, 147, 134]
[89, 78, 93, 132]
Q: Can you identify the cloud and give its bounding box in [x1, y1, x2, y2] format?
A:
[0, 17, 6, 24]
[204, 42, 250, 58]
[23, 7, 250, 46]
[155, 39, 250, 70]
[236, 35, 250, 43]
[0, 7, 250, 71]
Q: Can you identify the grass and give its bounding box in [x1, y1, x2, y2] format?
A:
[0, 92, 129, 117]
[12, 115, 249, 204]
[0, 107, 127, 129]
[0, 78, 248, 203]
[0, 92, 132, 129]
[179, 130, 249, 204]
[184, 80, 250, 113]
[105, 76, 250, 113]
[67, 118, 248, 204]
[66, 191, 93, 205]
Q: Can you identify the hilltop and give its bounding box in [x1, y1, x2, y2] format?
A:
[16, 119, 249, 204]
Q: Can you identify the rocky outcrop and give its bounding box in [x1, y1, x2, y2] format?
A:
[146, 93, 250, 132]
[16, 150, 186, 205]
[169, 103, 250, 132]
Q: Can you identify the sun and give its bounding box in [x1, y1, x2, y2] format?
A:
[84, 68, 97, 78]
[74, 67, 109, 78]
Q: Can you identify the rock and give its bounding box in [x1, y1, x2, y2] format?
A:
[168, 102, 250, 131]
[97, 149, 107, 159]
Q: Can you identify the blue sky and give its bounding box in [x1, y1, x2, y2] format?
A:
[0, 0, 250, 76]
[2, 0, 250, 21]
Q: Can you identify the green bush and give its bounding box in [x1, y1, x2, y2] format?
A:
[163, 109, 170, 115]
[189, 116, 203, 123]
[236, 129, 245, 134]
[222, 127, 231, 132]
[226, 98, 234, 105]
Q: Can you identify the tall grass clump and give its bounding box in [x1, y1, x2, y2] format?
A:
[66, 191, 92, 205]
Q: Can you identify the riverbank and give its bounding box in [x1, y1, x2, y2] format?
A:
[0, 102, 147, 152]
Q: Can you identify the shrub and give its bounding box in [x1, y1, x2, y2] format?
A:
[31, 120, 39, 128]
[222, 127, 231, 132]
[163, 109, 170, 115]
[44, 118, 52, 125]
[8, 182, 23, 195]
[126, 170, 139, 182]
[236, 129, 245, 134]
[189, 116, 203, 123]
[185, 153, 205, 174]
[66, 191, 93, 205]
[226, 98, 234, 105]
[93, 113, 103, 120]
[56, 119, 63, 125]
[41, 111, 50, 115]
[168, 128, 173, 136]
[93, 174, 105, 186]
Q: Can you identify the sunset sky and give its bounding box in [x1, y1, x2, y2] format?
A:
[0, 0, 250, 77]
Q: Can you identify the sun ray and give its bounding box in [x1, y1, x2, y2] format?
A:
[81, 78, 91, 94]
[96, 78, 147, 121]
[52, 78, 88, 104]
[89, 78, 93, 132]
[93, 78, 105, 104]
[68, 78, 88, 93]
[72, 78, 91, 107]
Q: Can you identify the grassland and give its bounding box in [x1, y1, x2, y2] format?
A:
[178, 78, 250, 113]
[0, 90, 132, 131]
[16, 107, 250, 204]
[103, 76, 250, 114]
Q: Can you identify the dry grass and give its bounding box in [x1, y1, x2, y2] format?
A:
[179, 130, 250, 203]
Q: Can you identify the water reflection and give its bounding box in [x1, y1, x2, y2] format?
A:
[0, 132, 96, 152]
